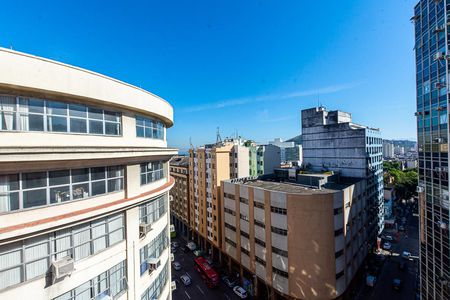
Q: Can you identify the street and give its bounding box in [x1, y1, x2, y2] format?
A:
[171, 235, 242, 300]
[357, 203, 419, 300]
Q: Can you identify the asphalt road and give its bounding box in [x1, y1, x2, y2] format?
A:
[362, 204, 419, 300]
[171, 235, 242, 300]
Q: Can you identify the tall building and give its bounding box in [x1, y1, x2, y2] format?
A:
[413, 1, 450, 299]
[221, 170, 371, 299]
[169, 156, 190, 239]
[383, 142, 395, 158]
[0, 49, 176, 300]
[301, 107, 384, 241]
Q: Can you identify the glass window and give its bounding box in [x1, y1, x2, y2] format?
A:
[89, 120, 103, 134]
[23, 189, 47, 208]
[22, 172, 47, 189]
[70, 118, 87, 133]
[72, 168, 89, 183]
[135, 115, 165, 140]
[49, 170, 70, 186]
[69, 104, 87, 118]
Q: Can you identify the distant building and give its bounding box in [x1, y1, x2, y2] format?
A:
[301, 107, 384, 238]
[406, 159, 418, 169]
[221, 170, 370, 299]
[384, 187, 395, 219]
[383, 142, 395, 158]
[170, 156, 190, 238]
[394, 145, 405, 156]
[268, 138, 303, 164]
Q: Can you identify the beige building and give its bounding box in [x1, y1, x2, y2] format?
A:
[0, 48, 176, 300]
[169, 156, 190, 238]
[221, 170, 370, 299]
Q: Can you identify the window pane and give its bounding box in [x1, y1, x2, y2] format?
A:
[23, 189, 47, 208]
[28, 99, 44, 114]
[0, 267, 21, 289]
[144, 127, 152, 138]
[72, 168, 89, 183]
[50, 186, 71, 203]
[22, 172, 47, 189]
[89, 120, 103, 134]
[108, 178, 123, 192]
[47, 101, 67, 116]
[88, 107, 103, 120]
[0, 174, 19, 191]
[72, 183, 89, 199]
[136, 126, 144, 137]
[28, 114, 44, 131]
[49, 170, 70, 186]
[69, 104, 87, 117]
[0, 192, 19, 212]
[105, 122, 120, 135]
[92, 181, 106, 196]
[104, 111, 119, 122]
[70, 118, 87, 133]
[107, 166, 123, 178]
[91, 167, 106, 180]
[47, 116, 67, 132]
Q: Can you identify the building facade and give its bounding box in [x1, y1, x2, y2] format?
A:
[383, 142, 395, 158]
[301, 107, 384, 243]
[169, 156, 190, 239]
[221, 171, 370, 299]
[268, 138, 303, 164]
[0, 49, 176, 300]
[413, 1, 450, 299]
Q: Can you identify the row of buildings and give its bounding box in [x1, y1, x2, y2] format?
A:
[170, 106, 384, 299]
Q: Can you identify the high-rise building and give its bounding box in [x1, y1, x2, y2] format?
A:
[0, 49, 176, 300]
[169, 156, 190, 239]
[413, 1, 450, 299]
[383, 142, 395, 158]
[221, 170, 371, 299]
[269, 138, 303, 164]
[301, 107, 384, 241]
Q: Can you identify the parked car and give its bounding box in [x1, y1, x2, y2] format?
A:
[392, 278, 402, 290]
[223, 277, 236, 288]
[383, 242, 392, 250]
[193, 249, 204, 257]
[187, 242, 197, 251]
[384, 235, 394, 242]
[402, 251, 411, 259]
[171, 241, 179, 248]
[233, 286, 248, 299]
[180, 274, 192, 286]
[172, 261, 182, 271]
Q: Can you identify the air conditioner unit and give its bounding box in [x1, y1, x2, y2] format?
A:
[51, 256, 74, 283]
[438, 221, 448, 230]
[435, 52, 445, 60]
[169, 195, 174, 202]
[435, 138, 444, 143]
[147, 257, 161, 273]
[139, 223, 152, 236]
[170, 253, 175, 262]
[416, 186, 424, 193]
[171, 280, 177, 291]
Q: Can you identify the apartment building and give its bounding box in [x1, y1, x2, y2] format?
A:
[413, 1, 450, 299]
[302, 107, 384, 244]
[221, 170, 370, 299]
[169, 156, 189, 239]
[0, 49, 176, 300]
[269, 138, 303, 164]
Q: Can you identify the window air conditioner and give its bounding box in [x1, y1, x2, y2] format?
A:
[139, 223, 152, 236]
[170, 253, 175, 262]
[147, 257, 161, 273]
[51, 256, 74, 283]
[435, 52, 445, 60]
[171, 281, 177, 291]
[416, 186, 424, 193]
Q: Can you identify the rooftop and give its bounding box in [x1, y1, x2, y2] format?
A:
[170, 156, 189, 167]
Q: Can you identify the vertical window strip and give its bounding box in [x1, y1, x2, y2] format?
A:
[140, 161, 166, 185]
[139, 195, 167, 224]
[140, 262, 169, 300]
[139, 226, 169, 275]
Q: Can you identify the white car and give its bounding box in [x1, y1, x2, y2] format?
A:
[402, 251, 411, 259]
[172, 261, 182, 271]
[180, 274, 191, 286]
[187, 242, 196, 251]
[383, 242, 392, 250]
[233, 286, 248, 299]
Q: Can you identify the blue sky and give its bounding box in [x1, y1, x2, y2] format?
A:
[0, 0, 417, 150]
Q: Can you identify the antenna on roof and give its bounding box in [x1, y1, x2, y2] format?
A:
[189, 137, 194, 149]
[216, 127, 222, 144]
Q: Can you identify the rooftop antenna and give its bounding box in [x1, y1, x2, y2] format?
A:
[189, 137, 194, 149]
[216, 127, 222, 144]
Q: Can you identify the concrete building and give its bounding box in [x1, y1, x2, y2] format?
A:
[255, 144, 281, 176]
[413, 1, 450, 299]
[221, 170, 370, 299]
[383, 142, 395, 158]
[394, 145, 405, 156]
[269, 138, 303, 164]
[169, 156, 190, 239]
[0, 49, 176, 300]
[301, 107, 384, 242]
[383, 187, 395, 219]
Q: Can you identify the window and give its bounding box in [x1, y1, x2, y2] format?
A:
[334, 228, 344, 236]
[254, 201, 264, 209]
[53, 260, 127, 300]
[136, 116, 165, 140]
[139, 195, 167, 224]
[336, 270, 345, 279]
[240, 213, 249, 221]
[225, 223, 236, 231]
[255, 238, 266, 247]
[224, 207, 236, 216]
[0, 166, 124, 213]
[271, 206, 287, 215]
[139, 226, 169, 275]
[254, 219, 265, 228]
[240, 230, 249, 238]
[0, 214, 125, 290]
[272, 246, 288, 257]
[0, 95, 121, 135]
[224, 192, 235, 200]
[272, 267, 288, 278]
[255, 256, 266, 267]
[225, 237, 237, 248]
[141, 161, 166, 185]
[334, 207, 343, 215]
[335, 249, 344, 258]
[271, 226, 287, 236]
[241, 247, 250, 256]
[140, 263, 169, 300]
[239, 197, 249, 205]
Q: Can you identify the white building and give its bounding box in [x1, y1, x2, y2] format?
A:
[383, 142, 395, 158]
[268, 138, 302, 164]
[0, 49, 176, 300]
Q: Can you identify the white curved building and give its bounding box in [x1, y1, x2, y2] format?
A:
[0, 48, 176, 300]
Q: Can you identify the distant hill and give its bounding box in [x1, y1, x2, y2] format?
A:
[384, 139, 417, 149]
